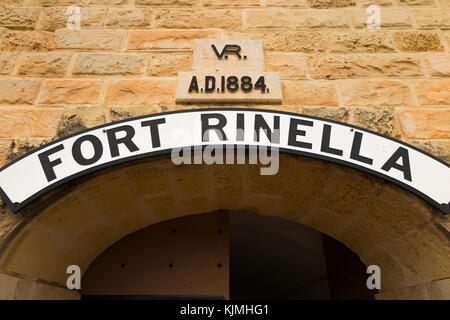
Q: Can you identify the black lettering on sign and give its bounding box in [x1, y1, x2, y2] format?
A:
[201, 113, 228, 142]
[321, 124, 343, 156]
[211, 44, 242, 60]
[106, 125, 139, 158]
[350, 131, 373, 165]
[188, 76, 199, 93]
[38, 144, 64, 182]
[72, 134, 103, 166]
[205, 76, 216, 93]
[381, 147, 412, 182]
[288, 118, 313, 149]
[141, 118, 166, 148]
[254, 114, 280, 144]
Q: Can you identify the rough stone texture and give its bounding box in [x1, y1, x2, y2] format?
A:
[205, 0, 261, 6]
[246, 9, 291, 29]
[0, 79, 41, 105]
[110, 105, 162, 121]
[105, 79, 177, 105]
[307, 54, 423, 79]
[351, 8, 412, 28]
[411, 80, 450, 106]
[0, 108, 63, 138]
[339, 79, 415, 106]
[0, 274, 19, 299]
[411, 9, 450, 28]
[5, 138, 52, 164]
[0, 52, 18, 75]
[397, 108, 450, 139]
[105, 8, 153, 28]
[0, 7, 40, 30]
[37, 7, 106, 31]
[357, 0, 395, 6]
[423, 55, 450, 77]
[398, 0, 435, 5]
[265, 52, 307, 79]
[282, 80, 338, 106]
[155, 9, 242, 29]
[0, 139, 11, 166]
[307, 0, 356, 8]
[39, 80, 103, 104]
[352, 107, 401, 138]
[127, 29, 223, 50]
[393, 31, 443, 52]
[264, 0, 307, 6]
[136, 0, 195, 5]
[408, 139, 450, 163]
[0, 30, 54, 51]
[302, 106, 350, 122]
[72, 53, 145, 76]
[56, 106, 109, 138]
[54, 29, 127, 50]
[17, 53, 71, 77]
[291, 9, 349, 28]
[147, 54, 191, 76]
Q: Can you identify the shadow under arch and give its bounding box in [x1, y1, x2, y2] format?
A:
[0, 152, 448, 299]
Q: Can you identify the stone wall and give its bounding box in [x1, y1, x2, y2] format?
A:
[0, 0, 449, 299]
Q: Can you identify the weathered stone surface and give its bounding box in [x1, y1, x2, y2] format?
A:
[408, 139, 450, 163]
[356, 0, 395, 6]
[192, 39, 264, 71]
[352, 107, 401, 138]
[72, 53, 145, 76]
[105, 79, 177, 105]
[105, 8, 153, 28]
[427, 278, 450, 300]
[27, 0, 128, 4]
[0, 52, 19, 74]
[0, 7, 39, 30]
[0, 108, 63, 138]
[136, 0, 195, 5]
[265, 0, 307, 6]
[292, 9, 349, 28]
[56, 106, 108, 138]
[246, 9, 290, 29]
[307, 54, 423, 79]
[5, 138, 52, 164]
[205, 0, 261, 6]
[155, 9, 242, 29]
[0, 274, 19, 300]
[398, 0, 434, 5]
[376, 285, 429, 300]
[229, 30, 395, 53]
[412, 80, 450, 106]
[0, 30, 54, 51]
[393, 31, 443, 52]
[397, 108, 450, 139]
[110, 105, 163, 121]
[0, 79, 41, 105]
[37, 7, 106, 31]
[411, 8, 450, 28]
[0, 139, 11, 165]
[127, 29, 223, 50]
[302, 106, 350, 122]
[54, 29, 126, 50]
[29, 282, 80, 300]
[423, 55, 450, 77]
[147, 54, 191, 76]
[282, 80, 338, 106]
[17, 53, 71, 77]
[351, 8, 412, 28]
[265, 52, 306, 79]
[39, 80, 103, 104]
[328, 31, 396, 53]
[307, 0, 355, 7]
[339, 79, 415, 106]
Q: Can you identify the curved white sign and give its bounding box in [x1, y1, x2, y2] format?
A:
[0, 109, 448, 214]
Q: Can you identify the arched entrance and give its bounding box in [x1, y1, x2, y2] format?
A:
[0, 152, 448, 299]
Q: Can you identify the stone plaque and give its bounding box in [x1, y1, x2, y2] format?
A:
[176, 39, 282, 104]
[192, 39, 265, 71]
[176, 71, 282, 104]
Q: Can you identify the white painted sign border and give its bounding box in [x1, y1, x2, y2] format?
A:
[0, 108, 448, 214]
